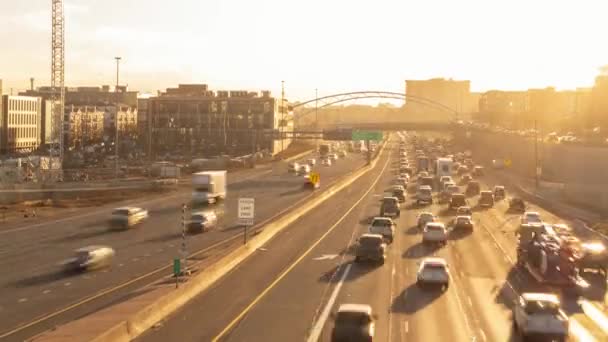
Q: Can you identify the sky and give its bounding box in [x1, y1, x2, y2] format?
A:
[1, 0, 607, 101]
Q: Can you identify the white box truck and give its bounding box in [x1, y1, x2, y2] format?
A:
[192, 171, 227, 205]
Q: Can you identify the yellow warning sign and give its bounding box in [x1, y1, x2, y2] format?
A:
[309, 172, 320, 184]
[504, 159, 512, 168]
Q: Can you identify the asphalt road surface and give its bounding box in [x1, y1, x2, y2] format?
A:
[0, 151, 367, 341]
[136, 138, 607, 342]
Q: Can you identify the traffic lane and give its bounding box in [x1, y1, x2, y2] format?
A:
[135, 143, 391, 342]
[0, 154, 366, 336]
[217, 151, 393, 342]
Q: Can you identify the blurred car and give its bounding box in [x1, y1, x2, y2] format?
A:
[338, 150, 347, 158]
[368, 217, 396, 243]
[297, 164, 311, 175]
[512, 293, 569, 341]
[187, 211, 218, 233]
[417, 212, 436, 229]
[355, 233, 387, 263]
[62, 245, 115, 272]
[288, 162, 300, 173]
[321, 158, 332, 166]
[423, 222, 447, 245]
[396, 176, 408, 187]
[509, 197, 526, 212]
[304, 174, 320, 189]
[331, 304, 376, 342]
[472, 166, 485, 176]
[460, 174, 472, 184]
[416, 185, 433, 205]
[456, 206, 472, 218]
[453, 215, 473, 230]
[493, 185, 506, 200]
[457, 165, 469, 175]
[478, 191, 495, 207]
[380, 196, 400, 217]
[307, 158, 316, 167]
[449, 194, 466, 210]
[465, 181, 481, 196]
[392, 187, 406, 203]
[417, 257, 450, 289]
[330, 153, 339, 161]
[521, 211, 542, 225]
[110, 207, 148, 229]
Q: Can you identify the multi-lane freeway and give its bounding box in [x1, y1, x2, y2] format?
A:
[0, 150, 367, 341]
[135, 136, 608, 342]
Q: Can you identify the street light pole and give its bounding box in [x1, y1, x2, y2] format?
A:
[281, 80, 285, 156]
[114, 56, 121, 180]
[534, 119, 539, 190]
[315, 88, 319, 150]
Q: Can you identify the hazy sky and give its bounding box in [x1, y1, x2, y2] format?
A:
[1, 0, 607, 100]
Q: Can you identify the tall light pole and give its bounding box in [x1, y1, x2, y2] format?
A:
[281, 80, 285, 156]
[315, 88, 319, 149]
[114, 56, 121, 179]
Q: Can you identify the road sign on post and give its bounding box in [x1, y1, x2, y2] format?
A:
[173, 258, 181, 288]
[309, 172, 320, 185]
[238, 198, 255, 243]
[351, 130, 382, 141]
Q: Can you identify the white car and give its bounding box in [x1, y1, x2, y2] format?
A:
[297, 164, 311, 175]
[330, 153, 339, 161]
[423, 222, 447, 244]
[512, 293, 569, 341]
[417, 212, 436, 229]
[521, 211, 542, 225]
[368, 217, 396, 243]
[321, 158, 332, 166]
[307, 158, 316, 167]
[417, 257, 450, 289]
[61, 246, 115, 272]
[110, 207, 148, 229]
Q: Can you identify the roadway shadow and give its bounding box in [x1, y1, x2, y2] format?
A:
[448, 226, 473, 240]
[8, 268, 83, 288]
[359, 215, 375, 225]
[402, 242, 442, 259]
[579, 271, 608, 301]
[318, 261, 376, 283]
[390, 283, 443, 314]
[405, 225, 420, 235]
[53, 228, 116, 243]
[144, 232, 182, 243]
[279, 188, 304, 197]
[436, 207, 454, 218]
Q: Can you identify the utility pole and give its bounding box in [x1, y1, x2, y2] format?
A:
[534, 120, 539, 190]
[114, 56, 121, 179]
[281, 80, 285, 157]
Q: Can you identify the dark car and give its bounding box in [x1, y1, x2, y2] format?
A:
[449, 193, 466, 209]
[453, 215, 474, 230]
[509, 198, 526, 212]
[465, 181, 481, 195]
[331, 304, 376, 342]
[380, 197, 400, 217]
[460, 174, 472, 184]
[421, 176, 434, 190]
[493, 186, 506, 200]
[478, 190, 494, 207]
[392, 188, 406, 202]
[355, 233, 386, 263]
[472, 166, 485, 176]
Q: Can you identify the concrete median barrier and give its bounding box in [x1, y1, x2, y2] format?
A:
[30, 140, 387, 342]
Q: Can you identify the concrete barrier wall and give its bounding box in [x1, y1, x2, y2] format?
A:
[32, 140, 387, 342]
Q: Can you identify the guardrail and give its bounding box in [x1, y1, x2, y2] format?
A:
[30, 139, 387, 342]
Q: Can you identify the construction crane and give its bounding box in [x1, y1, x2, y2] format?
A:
[51, 0, 65, 165]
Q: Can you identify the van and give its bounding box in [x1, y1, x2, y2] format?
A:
[417, 186, 433, 205]
[110, 207, 148, 229]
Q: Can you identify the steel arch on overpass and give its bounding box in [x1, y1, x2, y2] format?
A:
[291, 91, 460, 122]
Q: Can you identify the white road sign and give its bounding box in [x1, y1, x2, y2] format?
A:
[238, 198, 255, 225]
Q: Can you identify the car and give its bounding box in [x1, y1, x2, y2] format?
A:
[465, 181, 481, 195]
[449, 193, 466, 209]
[61, 246, 115, 272]
[423, 222, 448, 244]
[396, 176, 408, 187]
[110, 207, 149, 229]
[297, 164, 311, 175]
[509, 197, 526, 212]
[392, 187, 406, 203]
[187, 211, 218, 233]
[304, 174, 320, 189]
[416, 185, 433, 205]
[417, 171, 429, 179]
[307, 158, 316, 167]
[355, 233, 386, 264]
[330, 153, 339, 161]
[338, 150, 347, 158]
[457, 165, 469, 175]
[478, 191, 494, 207]
[417, 257, 450, 289]
[493, 185, 506, 200]
[380, 196, 400, 217]
[453, 215, 473, 230]
[442, 184, 460, 201]
[288, 162, 300, 173]
[521, 211, 542, 225]
[368, 217, 395, 243]
[331, 304, 376, 342]
[420, 176, 434, 190]
[512, 293, 569, 341]
[472, 166, 485, 176]
[321, 158, 332, 166]
[417, 212, 436, 229]
[460, 174, 472, 184]
[439, 176, 453, 187]
[456, 206, 472, 218]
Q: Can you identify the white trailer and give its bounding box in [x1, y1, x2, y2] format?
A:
[192, 171, 227, 205]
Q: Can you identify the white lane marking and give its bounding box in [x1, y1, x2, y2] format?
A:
[580, 300, 608, 335]
[467, 296, 473, 307]
[42, 289, 51, 295]
[449, 272, 475, 338]
[307, 263, 352, 342]
[131, 258, 139, 262]
[156, 248, 163, 253]
[64, 282, 71, 287]
[479, 329, 486, 342]
[118, 263, 124, 267]
[312, 254, 339, 261]
[144, 253, 151, 257]
[570, 318, 597, 342]
[404, 321, 409, 333]
[18, 298, 28, 303]
[388, 265, 397, 342]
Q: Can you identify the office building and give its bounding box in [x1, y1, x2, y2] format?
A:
[1, 95, 42, 154]
[148, 84, 292, 156]
[405, 78, 475, 117]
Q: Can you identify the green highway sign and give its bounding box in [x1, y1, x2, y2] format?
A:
[351, 130, 383, 141]
[173, 258, 181, 276]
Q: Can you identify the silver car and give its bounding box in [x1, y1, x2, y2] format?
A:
[62, 246, 115, 272]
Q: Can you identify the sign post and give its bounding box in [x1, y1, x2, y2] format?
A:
[238, 198, 255, 244]
[173, 258, 181, 288]
[180, 203, 189, 275]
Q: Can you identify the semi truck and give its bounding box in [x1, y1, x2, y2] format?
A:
[192, 171, 227, 205]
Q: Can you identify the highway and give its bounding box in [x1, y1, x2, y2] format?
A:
[0, 150, 367, 341]
[136, 137, 608, 342]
